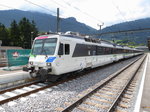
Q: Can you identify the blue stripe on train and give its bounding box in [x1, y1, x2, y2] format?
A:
[46, 57, 56, 62]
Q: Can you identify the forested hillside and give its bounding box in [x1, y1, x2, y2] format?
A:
[98, 18, 150, 45]
[0, 10, 96, 34]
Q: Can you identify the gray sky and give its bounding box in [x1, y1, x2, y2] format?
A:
[0, 0, 150, 29]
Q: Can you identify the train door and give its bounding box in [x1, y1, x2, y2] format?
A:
[85, 45, 93, 68]
[57, 43, 71, 74]
[63, 43, 71, 70]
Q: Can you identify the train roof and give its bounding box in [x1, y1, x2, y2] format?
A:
[35, 32, 142, 51]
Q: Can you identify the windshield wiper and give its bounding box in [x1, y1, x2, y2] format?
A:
[41, 49, 48, 58]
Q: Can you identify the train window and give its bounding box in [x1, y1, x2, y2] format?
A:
[58, 43, 63, 55]
[65, 44, 70, 55]
[106, 47, 111, 54]
[43, 38, 57, 55]
[96, 46, 103, 55]
[93, 51, 96, 55]
[103, 47, 106, 54]
[32, 38, 57, 55]
[111, 48, 114, 54]
[32, 39, 43, 55]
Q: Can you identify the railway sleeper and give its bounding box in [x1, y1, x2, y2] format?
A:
[89, 97, 112, 104]
[84, 101, 109, 109]
[77, 106, 97, 112]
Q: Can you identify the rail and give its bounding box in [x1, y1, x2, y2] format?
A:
[58, 54, 146, 112]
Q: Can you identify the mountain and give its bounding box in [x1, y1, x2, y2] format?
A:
[0, 9, 149, 45]
[98, 18, 150, 45]
[0, 9, 96, 34]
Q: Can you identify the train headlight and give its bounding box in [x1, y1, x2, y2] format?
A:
[46, 62, 51, 66]
[29, 61, 33, 65]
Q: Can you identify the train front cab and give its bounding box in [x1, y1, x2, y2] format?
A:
[23, 35, 61, 80]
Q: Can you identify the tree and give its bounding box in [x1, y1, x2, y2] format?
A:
[0, 23, 9, 46]
[0, 18, 39, 48]
[31, 20, 38, 37]
[19, 17, 38, 49]
[10, 20, 20, 46]
[19, 17, 31, 48]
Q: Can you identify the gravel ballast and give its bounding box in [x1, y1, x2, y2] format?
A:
[0, 56, 142, 112]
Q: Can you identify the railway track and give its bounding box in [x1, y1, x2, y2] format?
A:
[56, 54, 146, 112]
[0, 81, 48, 105]
[0, 68, 95, 105]
[0, 55, 144, 108]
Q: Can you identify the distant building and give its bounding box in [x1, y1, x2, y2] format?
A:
[0, 45, 23, 67]
[0, 46, 23, 58]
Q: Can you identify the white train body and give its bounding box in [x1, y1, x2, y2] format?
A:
[23, 33, 143, 80]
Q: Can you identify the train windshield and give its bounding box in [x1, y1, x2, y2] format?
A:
[32, 38, 57, 55]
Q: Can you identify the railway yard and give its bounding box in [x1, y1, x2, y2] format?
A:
[0, 53, 149, 112]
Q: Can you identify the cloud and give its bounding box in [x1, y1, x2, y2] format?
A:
[0, 0, 26, 9]
[0, 0, 149, 29]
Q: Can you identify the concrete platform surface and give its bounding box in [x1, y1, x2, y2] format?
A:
[140, 53, 150, 112]
[0, 67, 31, 85]
[0, 66, 25, 75]
[0, 69, 23, 75]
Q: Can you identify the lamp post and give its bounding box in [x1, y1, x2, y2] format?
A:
[97, 22, 104, 30]
[97, 23, 104, 39]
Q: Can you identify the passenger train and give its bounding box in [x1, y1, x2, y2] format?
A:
[23, 32, 143, 81]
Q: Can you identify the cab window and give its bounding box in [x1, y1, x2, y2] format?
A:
[58, 43, 63, 55]
[65, 44, 70, 55]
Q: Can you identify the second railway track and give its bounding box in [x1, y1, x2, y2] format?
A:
[56, 54, 146, 112]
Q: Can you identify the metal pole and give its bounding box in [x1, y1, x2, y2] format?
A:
[97, 23, 104, 39]
[57, 8, 60, 33]
[97, 22, 104, 30]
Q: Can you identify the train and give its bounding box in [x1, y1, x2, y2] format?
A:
[147, 38, 150, 50]
[23, 32, 143, 81]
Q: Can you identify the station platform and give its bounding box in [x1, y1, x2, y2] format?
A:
[0, 66, 23, 75]
[0, 66, 31, 85]
[0, 69, 22, 75]
[139, 53, 150, 112]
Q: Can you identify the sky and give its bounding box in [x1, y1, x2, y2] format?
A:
[0, 0, 150, 30]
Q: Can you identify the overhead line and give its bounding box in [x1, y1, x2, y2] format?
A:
[49, 0, 104, 27]
[51, 0, 66, 9]
[50, 0, 72, 17]
[24, 0, 105, 28]
[92, 28, 150, 36]
[60, 0, 104, 24]
[24, 0, 56, 15]
[0, 4, 16, 9]
[112, 0, 142, 31]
